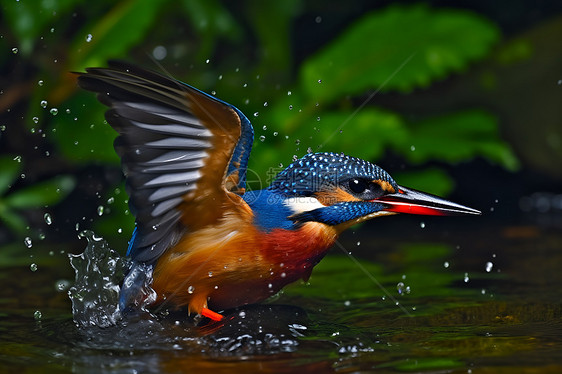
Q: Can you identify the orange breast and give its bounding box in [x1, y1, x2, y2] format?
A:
[151, 216, 338, 314]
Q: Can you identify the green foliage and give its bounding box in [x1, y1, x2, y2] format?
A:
[69, 0, 167, 70]
[50, 93, 120, 164]
[301, 5, 500, 99]
[0, 156, 76, 234]
[2, 2, 520, 244]
[2, 0, 82, 55]
[401, 110, 519, 169]
[251, 5, 516, 191]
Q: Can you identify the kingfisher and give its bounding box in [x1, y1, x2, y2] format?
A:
[77, 61, 480, 322]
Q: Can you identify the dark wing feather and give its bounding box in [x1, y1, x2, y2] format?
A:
[77, 61, 254, 263]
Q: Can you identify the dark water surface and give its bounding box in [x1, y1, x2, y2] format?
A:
[1, 219, 561, 373]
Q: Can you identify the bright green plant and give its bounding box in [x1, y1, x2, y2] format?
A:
[1, 2, 520, 242]
[0, 156, 75, 234]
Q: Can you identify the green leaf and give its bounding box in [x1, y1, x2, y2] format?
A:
[180, 0, 243, 59]
[300, 5, 500, 102]
[50, 92, 119, 164]
[298, 108, 408, 161]
[69, 0, 167, 70]
[4, 175, 76, 209]
[0, 156, 22, 196]
[390, 357, 464, 371]
[0, 205, 27, 234]
[402, 110, 519, 170]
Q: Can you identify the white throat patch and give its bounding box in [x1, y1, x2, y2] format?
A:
[283, 196, 326, 214]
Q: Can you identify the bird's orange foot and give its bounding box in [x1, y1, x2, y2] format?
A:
[200, 307, 224, 321]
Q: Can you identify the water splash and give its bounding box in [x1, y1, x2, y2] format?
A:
[68, 230, 131, 328]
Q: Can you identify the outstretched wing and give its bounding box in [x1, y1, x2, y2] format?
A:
[77, 61, 254, 263]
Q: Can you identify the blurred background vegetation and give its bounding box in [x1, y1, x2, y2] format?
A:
[1, 0, 561, 253]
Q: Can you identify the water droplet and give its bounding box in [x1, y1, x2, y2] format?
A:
[315, 16, 322, 23]
[316, 116, 321, 121]
[187, 285, 194, 294]
[443, 261, 450, 268]
[218, 75, 223, 80]
[49, 108, 58, 116]
[397, 282, 405, 294]
[30, 263, 38, 272]
[152, 45, 167, 60]
[262, 125, 267, 130]
[97, 205, 104, 216]
[24, 237, 33, 248]
[287, 91, 292, 96]
[205, 59, 210, 64]
[40, 100, 48, 108]
[268, 283, 273, 289]
[38, 80, 44, 86]
[34, 310, 42, 320]
[32, 116, 39, 124]
[85, 34, 93, 42]
[464, 272, 470, 283]
[55, 279, 70, 292]
[420, 222, 426, 229]
[273, 131, 278, 136]
[344, 300, 350, 306]
[288, 105, 293, 110]
[485, 261, 493, 272]
[356, 241, 361, 246]
[318, 79, 322, 84]
[208, 271, 213, 277]
[558, 79, 562, 85]
[11, 47, 18, 54]
[263, 101, 268, 107]
[259, 135, 265, 142]
[410, 145, 416, 151]
[238, 311, 246, 318]
[253, 112, 259, 117]
[280, 272, 286, 278]
[44, 213, 52, 225]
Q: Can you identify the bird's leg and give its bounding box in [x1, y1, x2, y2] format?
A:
[200, 307, 224, 321]
[188, 293, 224, 321]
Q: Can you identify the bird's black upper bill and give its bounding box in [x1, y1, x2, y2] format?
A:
[374, 186, 481, 216]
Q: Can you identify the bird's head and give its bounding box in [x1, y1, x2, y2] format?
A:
[269, 152, 480, 231]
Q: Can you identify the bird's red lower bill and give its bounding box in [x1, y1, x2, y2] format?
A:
[375, 186, 481, 216]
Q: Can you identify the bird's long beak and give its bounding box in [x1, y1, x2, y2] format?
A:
[374, 186, 481, 216]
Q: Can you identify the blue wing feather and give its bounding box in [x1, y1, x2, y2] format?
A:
[78, 61, 254, 264]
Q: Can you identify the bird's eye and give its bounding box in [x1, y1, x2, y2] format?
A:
[349, 178, 369, 194]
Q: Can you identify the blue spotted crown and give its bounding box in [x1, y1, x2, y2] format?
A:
[269, 152, 398, 196]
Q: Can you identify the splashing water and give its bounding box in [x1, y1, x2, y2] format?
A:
[68, 231, 132, 328]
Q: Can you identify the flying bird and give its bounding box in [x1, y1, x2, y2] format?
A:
[77, 61, 480, 322]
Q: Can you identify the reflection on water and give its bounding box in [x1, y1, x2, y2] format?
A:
[1, 223, 562, 373]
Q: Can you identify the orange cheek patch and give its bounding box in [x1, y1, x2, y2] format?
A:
[373, 180, 396, 194]
[315, 188, 360, 206]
